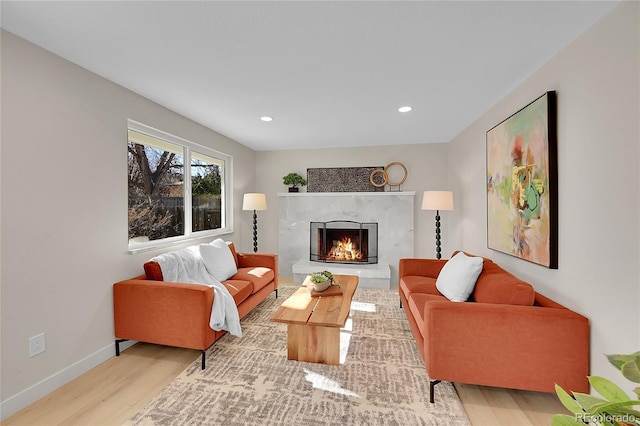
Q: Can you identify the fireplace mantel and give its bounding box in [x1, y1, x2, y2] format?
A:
[277, 191, 415, 288]
[277, 191, 415, 197]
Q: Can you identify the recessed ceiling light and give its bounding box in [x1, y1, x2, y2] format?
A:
[398, 106, 413, 113]
[261, 116, 273, 122]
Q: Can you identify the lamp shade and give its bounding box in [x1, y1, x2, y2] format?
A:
[421, 191, 454, 211]
[242, 193, 267, 211]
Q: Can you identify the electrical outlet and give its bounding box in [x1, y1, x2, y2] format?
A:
[29, 333, 45, 357]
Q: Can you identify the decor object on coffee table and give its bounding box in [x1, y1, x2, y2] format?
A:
[282, 172, 307, 192]
[486, 90, 557, 268]
[243, 193, 267, 252]
[421, 190, 454, 259]
[309, 270, 336, 292]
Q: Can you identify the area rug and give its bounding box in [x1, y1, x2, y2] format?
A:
[126, 286, 470, 425]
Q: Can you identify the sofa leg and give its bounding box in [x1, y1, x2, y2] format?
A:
[400, 300, 403, 308]
[429, 380, 441, 403]
[201, 350, 206, 370]
[115, 339, 128, 356]
[275, 288, 278, 299]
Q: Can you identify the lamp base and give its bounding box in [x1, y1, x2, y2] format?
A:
[435, 210, 441, 260]
[252, 210, 258, 253]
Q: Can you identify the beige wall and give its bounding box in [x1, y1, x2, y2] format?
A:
[0, 31, 257, 415]
[447, 1, 639, 389]
[254, 143, 450, 276]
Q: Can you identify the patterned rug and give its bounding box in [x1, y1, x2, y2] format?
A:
[126, 286, 470, 425]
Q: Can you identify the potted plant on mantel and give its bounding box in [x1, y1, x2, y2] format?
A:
[283, 172, 307, 192]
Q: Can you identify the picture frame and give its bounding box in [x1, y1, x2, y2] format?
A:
[486, 91, 558, 268]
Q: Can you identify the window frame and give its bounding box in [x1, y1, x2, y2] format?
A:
[127, 119, 233, 253]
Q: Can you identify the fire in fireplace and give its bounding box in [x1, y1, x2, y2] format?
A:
[310, 221, 378, 264]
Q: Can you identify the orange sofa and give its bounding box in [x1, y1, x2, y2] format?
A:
[399, 253, 589, 402]
[113, 243, 278, 369]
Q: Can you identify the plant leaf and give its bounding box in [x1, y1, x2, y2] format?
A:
[555, 384, 584, 414]
[551, 414, 585, 426]
[622, 358, 640, 384]
[573, 392, 608, 411]
[591, 399, 640, 414]
[590, 376, 631, 401]
[607, 405, 640, 418]
[607, 352, 640, 370]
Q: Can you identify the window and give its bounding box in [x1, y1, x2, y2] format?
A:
[127, 120, 232, 251]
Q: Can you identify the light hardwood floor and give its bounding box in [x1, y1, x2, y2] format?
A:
[3, 343, 566, 426]
[4, 280, 566, 425]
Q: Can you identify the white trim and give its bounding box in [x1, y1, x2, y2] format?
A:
[127, 229, 233, 254]
[0, 340, 136, 420]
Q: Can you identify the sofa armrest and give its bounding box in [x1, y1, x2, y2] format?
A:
[237, 252, 277, 269]
[399, 258, 446, 279]
[423, 299, 589, 393]
[113, 278, 215, 350]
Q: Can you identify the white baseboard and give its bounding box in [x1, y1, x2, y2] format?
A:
[0, 339, 137, 420]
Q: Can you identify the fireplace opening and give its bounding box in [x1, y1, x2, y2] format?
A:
[310, 221, 378, 264]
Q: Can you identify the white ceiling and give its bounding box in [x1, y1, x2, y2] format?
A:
[1, 1, 617, 151]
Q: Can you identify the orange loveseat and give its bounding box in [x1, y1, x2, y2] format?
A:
[113, 243, 278, 369]
[399, 253, 589, 402]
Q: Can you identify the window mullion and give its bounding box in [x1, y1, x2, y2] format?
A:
[184, 146, 193, 236]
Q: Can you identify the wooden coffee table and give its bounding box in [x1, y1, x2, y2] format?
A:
[270, 274, 358, 365]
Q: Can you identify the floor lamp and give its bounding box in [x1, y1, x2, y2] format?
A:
[421, 191, 454, 259]
[242, 193, 267, 252]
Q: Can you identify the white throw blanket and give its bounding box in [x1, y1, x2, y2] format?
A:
[151, 246, 242, 338]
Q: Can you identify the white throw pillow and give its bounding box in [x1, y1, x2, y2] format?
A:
[199, 238, 238, 282]
[435, 252, 484, 302]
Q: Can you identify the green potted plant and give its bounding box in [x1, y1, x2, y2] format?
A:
[309, 271, 336, 292]
[553, 351, 640, 426]
[283, 172, 307, 192]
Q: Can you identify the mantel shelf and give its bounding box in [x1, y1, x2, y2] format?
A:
[277, 191, 416, 197]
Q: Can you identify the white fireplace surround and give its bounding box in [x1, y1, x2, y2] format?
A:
[278, 191, 415, 288]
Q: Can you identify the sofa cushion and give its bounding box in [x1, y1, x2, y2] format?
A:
[473, 261, 535, 306]
[400, 276, 440, 302]
[436, 251, 484, 302]
[200, 239, 238, 282]
[222, 280, 253, 305]
[144, 261, 163, 281]
[408, 293, 447, 339]
[233, 267, 275, 294]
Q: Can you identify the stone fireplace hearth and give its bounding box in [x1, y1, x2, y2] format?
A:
[278, 191, 415, 289]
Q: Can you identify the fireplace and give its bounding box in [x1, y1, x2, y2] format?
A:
[310, 221, 378, 264]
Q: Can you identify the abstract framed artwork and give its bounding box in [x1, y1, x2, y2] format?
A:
[486, 91, 558, 268]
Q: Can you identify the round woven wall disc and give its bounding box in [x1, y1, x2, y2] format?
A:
[385, 162, 408, 186]
[369, 169, 388, 187]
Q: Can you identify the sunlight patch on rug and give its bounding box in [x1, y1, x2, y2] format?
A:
[303, 368, 359, 398]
